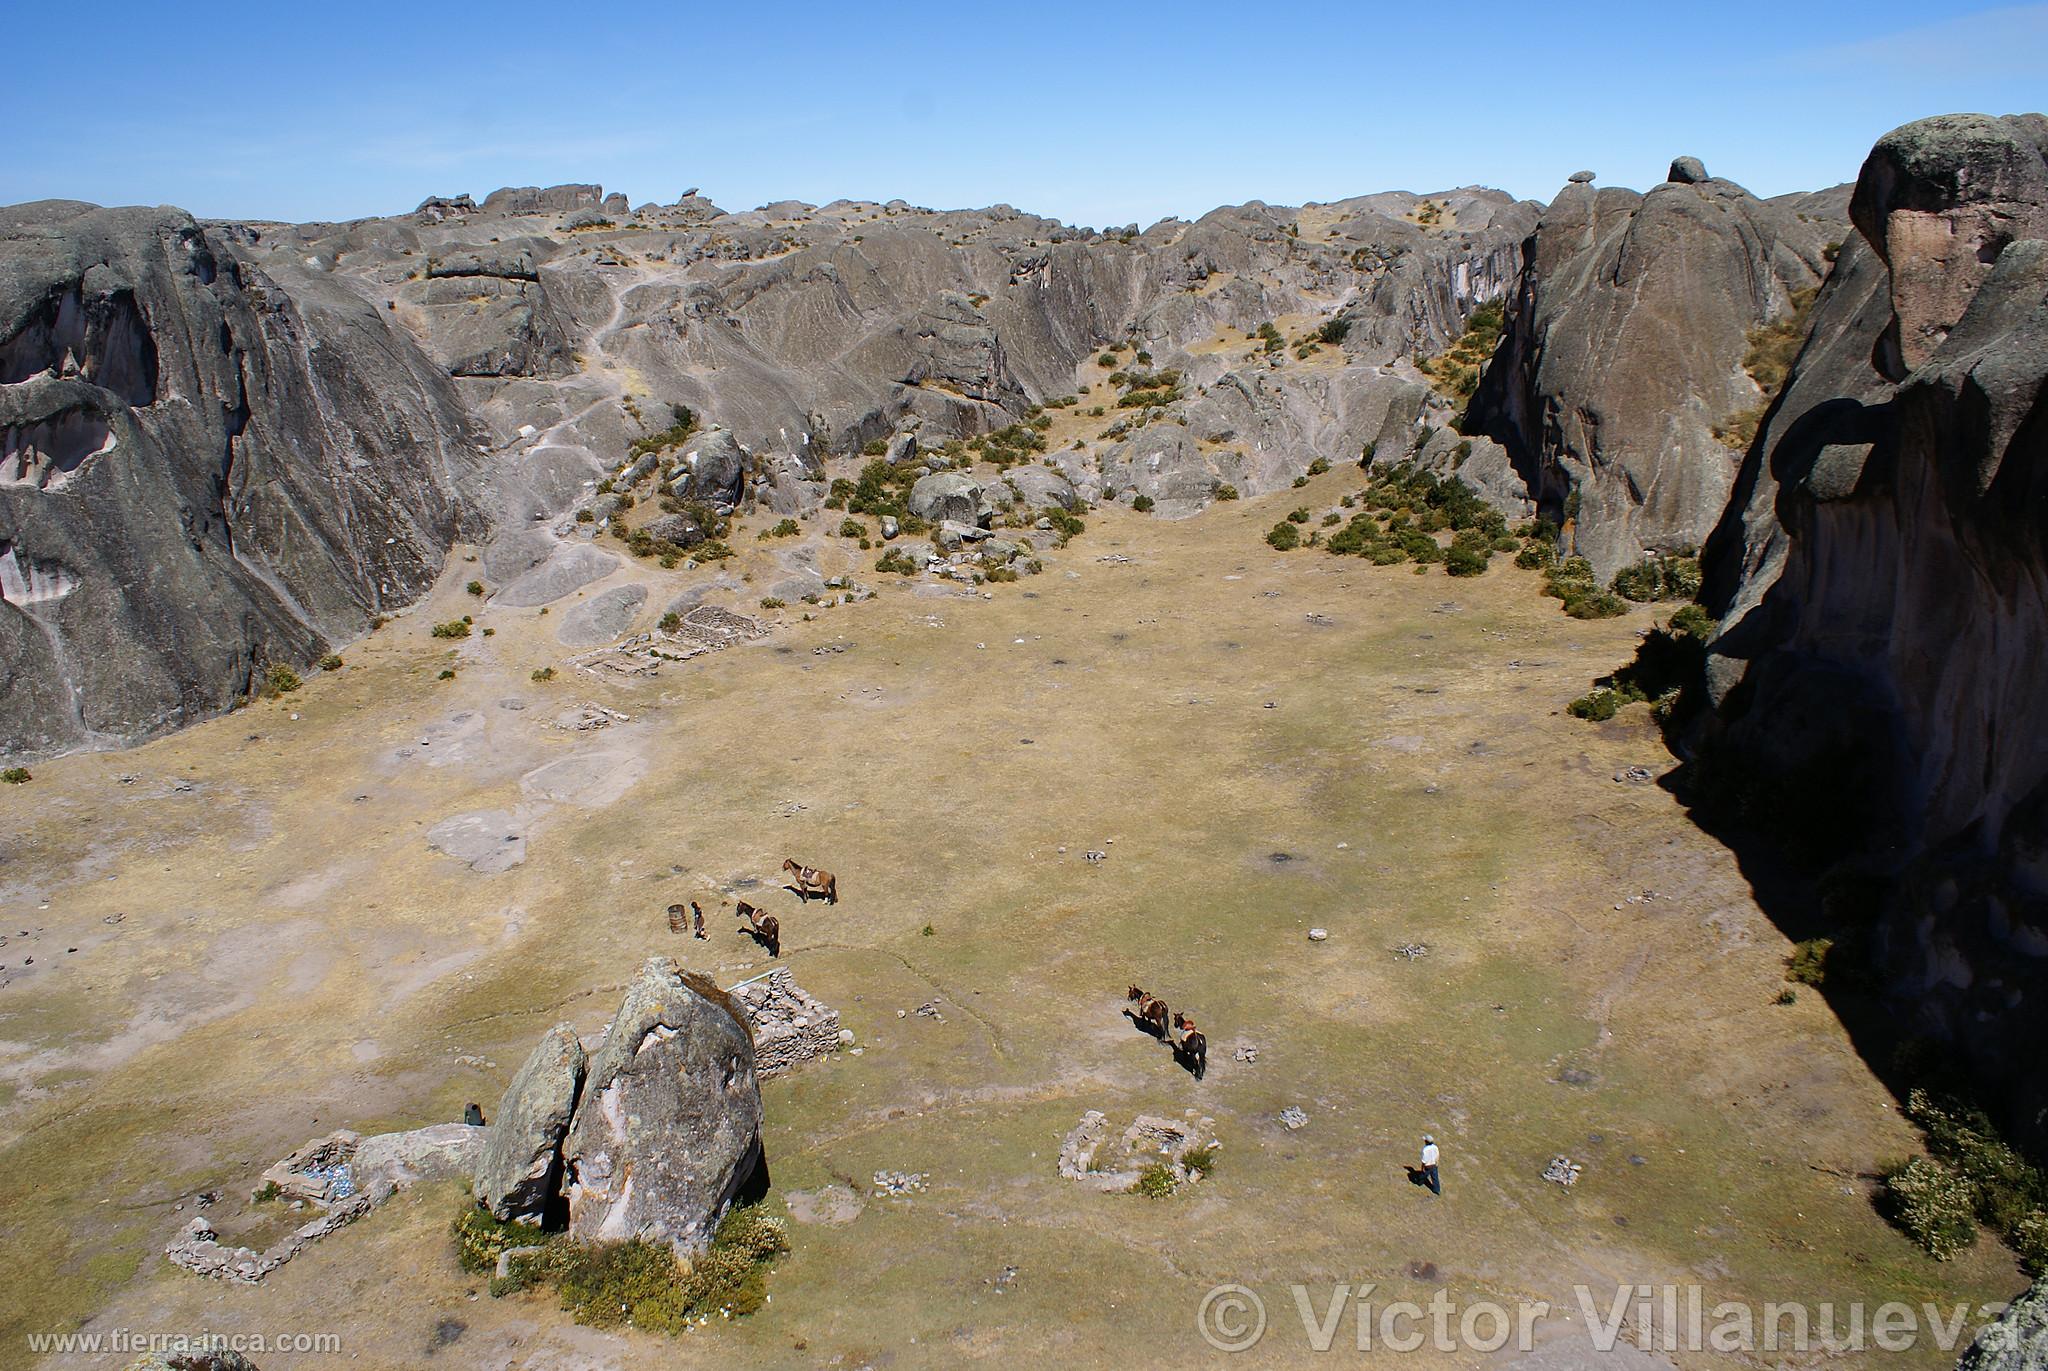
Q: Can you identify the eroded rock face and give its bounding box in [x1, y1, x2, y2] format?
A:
[0, 202, 488, 757]
[476, 1022, 586, 1223]
[1697, 112, 2048, 1146]
[560, 957, 763, 1254]
[1468, 167, 1844, 576]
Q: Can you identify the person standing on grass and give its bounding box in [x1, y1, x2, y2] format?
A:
[1420, 1134, 1441, 1195]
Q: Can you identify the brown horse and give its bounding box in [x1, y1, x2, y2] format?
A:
[1172, 1011, 1208, 1080]
[782, 858, 838, 905]
[734, 899, 781, 956]
[1126, 985, 1171, 1039]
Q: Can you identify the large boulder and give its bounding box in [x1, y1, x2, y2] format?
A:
[908, 471, 989, 526]
[352, 1123, 486, 1201]
[1001, 464, 1079, 511]
[668, 427, 748, 507]
[1958, 1279, 2048, 1369]
[560, 957, 764, 1254]
[475, 1022, 586, 1223]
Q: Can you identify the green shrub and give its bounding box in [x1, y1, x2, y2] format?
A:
[2013, 1210, 2048, 1277]
[659, 612, 682, 633]
[431, 619, 471, 639]
[875, 548, 919, 576]
[531, 667, 556, 682]
[1214, 484, 1239, 501]
[1786, 937, 1834, 986]
[861, 437, 888, 456]
[1132, 494, 1155, 512]
[453, 1206, 534, 1275]
[1287, 507, 1311, 524]
[1307, 457, 1331, 476]
[1774, 987, 1798, 1006]
[264, 664, 302, 695]
[1292, 474, 1309, 488]
[1182, 1145, 1218, 1178]
[1613, 554, 1703, 603]
[1669, 604, 1716, 640]
[1417, 299, 1504, 402]
[1266, 522, 1301, 551]
[437, 668, 457, 681]
[575, 508, 595, 523]
[1, 767, 30, 785]
[759, 597, 785, 609]
[1567, 689, 1620, 722]
[627, 405, 698, 461]
[1315, 318, 1351, 346]
[319, 653, 344, 671]
[1045, 508, 1086, 544]
[1444, 544, 1489, 577]
[838, 518, 868, 539]
[1134, 1163, 1178, 1199]
[1880, 1157, 1979, 1261]
[1566, 591, 1628, 619]
[460, 1203, 786, 1333]
[466, 579, 485, 597]
[1906, 1089, 2048, 1238]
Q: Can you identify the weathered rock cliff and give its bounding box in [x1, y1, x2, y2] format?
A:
[1697, 114, 2048, 1142]
[1469, 160, 1844, 577]
[0, 201, 488, 756]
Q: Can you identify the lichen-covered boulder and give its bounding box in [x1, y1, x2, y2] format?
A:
[560, 957, 763, 1255]
[475, 1022, 586, 1223]
[907, 471, 988, 527]
[351, 1123, 486, 1202]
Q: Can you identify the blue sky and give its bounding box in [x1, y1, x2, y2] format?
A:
[8, 1, 2042, 226]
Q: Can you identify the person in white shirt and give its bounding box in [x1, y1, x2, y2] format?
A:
[1419, 1134, 1441, 1195]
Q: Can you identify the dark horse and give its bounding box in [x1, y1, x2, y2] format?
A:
[1172, 1011, 1208, 1080]
[735, 899, 781, 956]
[1125, 985, 1171, 1038]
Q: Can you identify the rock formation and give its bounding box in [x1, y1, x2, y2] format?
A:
[1468, 161, 1845, 576]
[1958, 1278, 2048, 1369]
[559, 957, 764, 1255]
[2, 177, 1555, 756]
[475, 1022, 586, 1223]
[1695, 113, 2048, 1143]
[0, 201, 488, 756]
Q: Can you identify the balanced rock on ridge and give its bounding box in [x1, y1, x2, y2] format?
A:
[475, 1022, 586, 1224]
[560, 957, 764, 1255]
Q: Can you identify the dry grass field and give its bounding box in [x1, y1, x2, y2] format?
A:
[0, 466, 2021, 1368]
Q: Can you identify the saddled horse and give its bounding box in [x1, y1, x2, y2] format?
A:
[782, 858, 838, 905]
[1172, 1011, 1208, 1080]
[1125, 985, 1171, 1039]
[734, 899, 781, 956]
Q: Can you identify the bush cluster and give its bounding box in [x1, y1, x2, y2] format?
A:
[626, 405, 698, 461]
[458, 1204, 788, 1333]
[1541, 557, 1628, 619]
[1417, 300, 1504, 402]
[1612, 553, 1703, 603]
